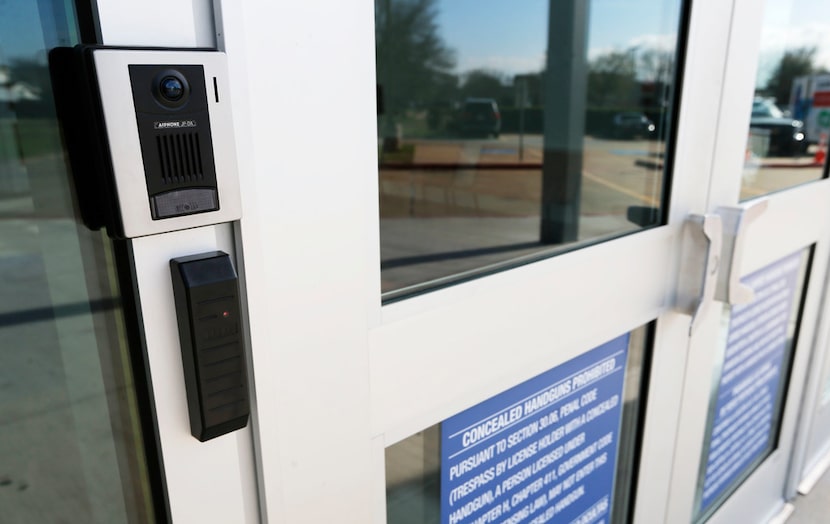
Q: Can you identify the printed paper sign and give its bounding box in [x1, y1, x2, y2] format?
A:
[699, 251, 803, 513]
[441, 335, 629, 524]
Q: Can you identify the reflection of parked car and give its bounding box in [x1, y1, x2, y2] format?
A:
[611, 112, 656, 139]
[458, 98, 501, 138]
[750, 98, 807, 156]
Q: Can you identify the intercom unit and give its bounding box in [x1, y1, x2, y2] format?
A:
[52, 46, 241, 238]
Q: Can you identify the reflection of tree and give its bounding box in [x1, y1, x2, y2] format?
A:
[586, 46, 675, 109]
[582, 45, 676, 138]
[638, 48, 673, 86]
[375, 0, 456, 149]
[587, 50, 637, 107]
[763, 47, 826, 105]
[459, 69, 509, 102]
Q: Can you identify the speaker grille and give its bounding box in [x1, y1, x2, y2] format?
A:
[156, 132, 205, 184]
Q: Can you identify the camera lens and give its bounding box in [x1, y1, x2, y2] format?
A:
[159, 76, 184, 101]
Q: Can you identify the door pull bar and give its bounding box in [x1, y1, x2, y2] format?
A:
[676, 213, 722, 334]
[714, 198, 768, 305]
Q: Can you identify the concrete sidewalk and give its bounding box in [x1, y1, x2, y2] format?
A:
[790, 464, 830, 523]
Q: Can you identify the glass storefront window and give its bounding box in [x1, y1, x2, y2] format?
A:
[376, 0, 685, 300]
[0, 1, 157, 521]
[740, 0, 830, 200]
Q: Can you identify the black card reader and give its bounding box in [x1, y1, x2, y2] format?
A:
[170, 251, 249, 441]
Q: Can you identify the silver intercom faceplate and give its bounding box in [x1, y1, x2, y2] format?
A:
[92, 49, 241, 238]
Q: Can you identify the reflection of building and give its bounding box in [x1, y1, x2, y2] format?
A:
[790, 74, 830, 143]
[0, 66, 36, 194]
[0, 66, 41, 104]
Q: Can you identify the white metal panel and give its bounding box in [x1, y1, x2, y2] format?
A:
[97, 0, 216, 48]
[219, 0, 381, 521]
[210, 1, 282, 521]
[371, 227, 673, 445]
[739, 183, 830, 273]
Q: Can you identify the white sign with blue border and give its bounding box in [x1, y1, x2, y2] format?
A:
[440, 334, 629, 524]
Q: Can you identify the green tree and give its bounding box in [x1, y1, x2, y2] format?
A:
[375, 0, 456, 149]
[459, 69, 508, 102]
[637, 47, 674, 85]
[587, 49, 638, 107]
[765, 47, 819, 106]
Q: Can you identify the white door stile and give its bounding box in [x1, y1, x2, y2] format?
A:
[666, 0, 830, 520]
[93, 1, 259, 522]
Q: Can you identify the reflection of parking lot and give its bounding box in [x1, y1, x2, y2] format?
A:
[741, 144, 825, 199]
[378, 134, 666, 293]
[378, 131, 828, 293]
[379, 133, 664, 218]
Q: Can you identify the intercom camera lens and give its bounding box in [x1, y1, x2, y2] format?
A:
[160, 76, 185, 101]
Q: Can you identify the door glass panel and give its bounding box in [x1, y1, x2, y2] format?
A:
[376, 0, 685, 300]
[740, 0, 830, 200]
[0, 2, 155, 522]
[693, 249, 810, 521]
[385, 326, 652, 524]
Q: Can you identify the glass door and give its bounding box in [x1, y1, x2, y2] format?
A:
[226, 0, 737, 520]
[0, 1, 159, 521]
[373, 1, 705, 523]
[668, 0, 830, 522]
[370, 1, 745, 523]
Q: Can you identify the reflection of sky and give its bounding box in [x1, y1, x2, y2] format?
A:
[0, 2, 45, 64]
[757, 0, 830, 86]
[436, 0, 830, 85]
[436, 0, 682, 77]
[8, 0, 827, 85]
[437, 0, 548, 76]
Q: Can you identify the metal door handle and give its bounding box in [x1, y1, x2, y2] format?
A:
[715, 199, 768, 305]
[676, 213, 722, 334]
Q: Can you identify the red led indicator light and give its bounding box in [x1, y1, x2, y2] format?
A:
[222, 311, 230, 318]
